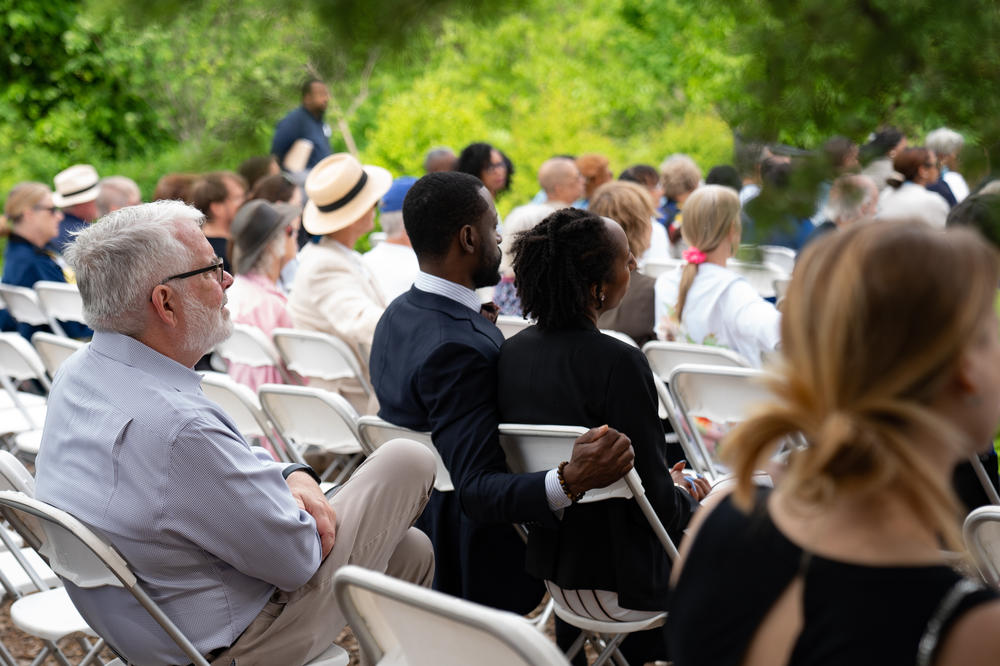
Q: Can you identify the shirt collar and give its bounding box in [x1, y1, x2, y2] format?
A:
[89, 331, 204, 393]
[413, 271, 481, 313]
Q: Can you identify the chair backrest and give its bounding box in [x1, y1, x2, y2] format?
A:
[497, 423, 678, 560]
[725, 259, 789, 299]
[759, 245, 796, 274]
[773, 277, 792, 301]
[199, 372, 289, 461]
[638, 257, 684, 279]
[333, 564, 569, 666]
[356, 416, 453, 492]
[0, 332, 52, 391]
[258, 384, 362, 459]
[600, 329, 638, 348]
[271, 328, 371, 396]
[641, 340, 749, 380]
[0, 491, 209, 666]
[31, 332, 85, 379]
[33, 281, 86, 325]
[965, 506, 1000, 587]
[495, 316, 533, 340]
[214, 324, 293, 383]
[0, 284, 63, 335]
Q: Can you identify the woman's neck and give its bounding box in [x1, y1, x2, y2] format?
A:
[704, 243, 731, 267]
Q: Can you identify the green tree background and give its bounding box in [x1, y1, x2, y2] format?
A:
[3, 0, 998, 216]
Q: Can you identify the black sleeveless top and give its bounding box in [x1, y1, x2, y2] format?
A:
[667, 489, 998, 666]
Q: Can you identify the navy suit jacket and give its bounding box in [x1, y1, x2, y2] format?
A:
[370, 286, 549, 611]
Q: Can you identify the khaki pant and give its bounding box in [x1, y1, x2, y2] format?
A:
[210, 439, 436, 666]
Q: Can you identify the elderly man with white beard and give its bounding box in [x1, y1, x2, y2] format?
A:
[34, 201, 435, 666]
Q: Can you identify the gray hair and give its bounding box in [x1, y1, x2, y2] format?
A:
[379, 210, 406, 239]
[926, 128, 964, 159]
[823, 174, 878, 225]
[96, 176, 142, 216]
[249, 228, 289, 276]
[65, 201, 203, 335]
[659, 154, 702, 199]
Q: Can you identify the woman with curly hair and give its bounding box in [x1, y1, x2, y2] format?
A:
[669, 220, 1000, 665]
[497, 207, 709, 664]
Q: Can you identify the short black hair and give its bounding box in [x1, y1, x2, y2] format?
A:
[301, 78, 324, 98]
[947, 193, 1000, 250]
[512, 208, 616, 330]
[705, 165, 742, 191]
[403, 172, 490, 259]
[619, 164, 659, 187]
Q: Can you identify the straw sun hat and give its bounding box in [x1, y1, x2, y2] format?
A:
[53, 164, 100, 207]
[302, 153, 392, 235]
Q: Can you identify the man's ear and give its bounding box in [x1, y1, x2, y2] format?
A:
[458, 224, 477, 255]
[150, 284, 180, 328]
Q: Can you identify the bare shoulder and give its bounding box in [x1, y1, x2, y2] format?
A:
[934, 599, 1000, 666]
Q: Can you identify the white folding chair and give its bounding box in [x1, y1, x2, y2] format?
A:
[773, 276, 792, 301]
[214, 323, 294, 384]
[496, 315, 533, 339]
[497, 424, 676, 666]
[333, 564, 569, 666]
[356, 415, 453, 492]
[759, 245, 796, 274]
[725, 259, 789, 299]
[33, 281, 87, 329]
[258, 384, 365, 484]
[0, 452, 104, 666]
[964, 506, 1000, 587]
[199, 372, 292, 463]
[271, 327, 372, 398]
[638, 257, 684, 279]
[0, 333, 50, 458]
[0, 283, 65, 337]
[667, 364, 773, 479]
[31, 332, 85, 380]
[599, 329, 638, 348]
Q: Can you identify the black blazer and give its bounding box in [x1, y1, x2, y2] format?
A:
[369, 286, 548, 612]
[497, 321, 695, 611]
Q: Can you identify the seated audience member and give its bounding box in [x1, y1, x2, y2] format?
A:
[423, 146, 457, 173]
[287, 153, 391, 412]
[589, 181, 659, 346]
[669, 220, 1000, 665]
[226, 199, 301, 391]
[618, 164, 670, 261]
[498, 208, 708, 664]
[456, 142, 511, 203]
[659, 154, 702, 252]
[655, 185, 780, 367]
[152, 172, 198, 203]
[803, 173, 879, 247]
[928, 127, 969, 203]
[575, 153, 614, 209]
[860, 126, 907, 190]
[238, 155, 280, 192]
[705, 164, 742, 192]
[877, 147, 950, 228]
[496, 157, 585, 315]
[35, 201, 435, 666]
[0, 182, 92, 339]
[51, 164, 101, 253]
[190, 171, 248, 273]
[370, 171, 633, 614]
[362, 177, 419, 302]
[96, 176, 142, 216]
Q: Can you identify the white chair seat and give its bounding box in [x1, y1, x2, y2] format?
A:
[10, 586, 96, 641]
[14, 429, 43, 455]
[308, 642, 350, 666]
[551, 604, 666, 635]
[0, 404, 47, 435]
[0, 547, 60, 596]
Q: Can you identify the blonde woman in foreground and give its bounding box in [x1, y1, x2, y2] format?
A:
[653, 184, 780, 367]
[667, 220, 1000, 665]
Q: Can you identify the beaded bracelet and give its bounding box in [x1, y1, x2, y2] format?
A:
[557, 461, 586, 503]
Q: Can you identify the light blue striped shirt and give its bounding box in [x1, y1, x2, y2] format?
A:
[35, 331, 321, 665]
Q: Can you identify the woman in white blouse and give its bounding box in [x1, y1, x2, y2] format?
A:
[654, 184, 780, 367]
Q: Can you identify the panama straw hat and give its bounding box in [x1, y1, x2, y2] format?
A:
[302, 153, 392, 235]
[53, 164, 100, 207]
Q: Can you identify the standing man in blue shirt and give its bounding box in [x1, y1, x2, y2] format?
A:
[271, 78, 333, 174]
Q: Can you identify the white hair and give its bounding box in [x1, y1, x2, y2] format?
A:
[926, 128, 964, 158]
[379, 210, 405, 239]
[65, 201, 203, 335]
[96, 176, 142, 216]
[823, 175, 878, 225]
[249, 229, 289, 276]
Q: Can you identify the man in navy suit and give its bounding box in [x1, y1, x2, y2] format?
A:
[369, 171, 634, 613]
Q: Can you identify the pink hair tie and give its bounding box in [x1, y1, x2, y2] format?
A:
[682, 247, 707, 265]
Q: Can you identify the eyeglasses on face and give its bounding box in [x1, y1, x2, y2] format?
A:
[160, 258, 225, 285]
[33, 205, 60, 214]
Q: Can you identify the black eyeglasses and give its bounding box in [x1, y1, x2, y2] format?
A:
[160, 258, 225, 285]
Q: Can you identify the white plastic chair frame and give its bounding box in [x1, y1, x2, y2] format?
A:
[964, 506, 1000, 587]
[214, 323, 294, 384]
[33, 282, 86, 328]
[356, 415, 453, 492]
[31, 332, 85, 381]
[271, 328, 372, 397]
[497, 424, 676, 666]
[638, 257, 684, 279]
[333, 564, 570, 666]
[0, 284, 65, 337]
[199, 372, 293, 463]
[495, 316, 533, 340]
[759, 245, 796, 274]
[725, 259, 790, 299]
[0, 333, 51, 456]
